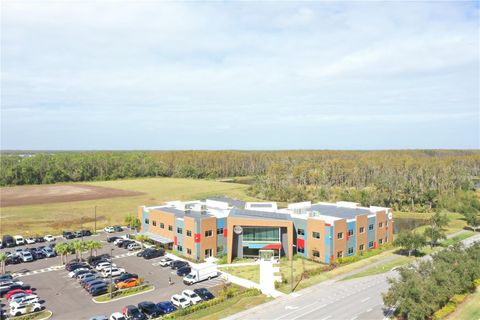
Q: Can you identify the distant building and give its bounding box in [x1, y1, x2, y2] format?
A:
[137, 197, 393, 263]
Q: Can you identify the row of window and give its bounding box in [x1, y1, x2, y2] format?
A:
[298, 222, 385, 240]
[176, 246, 213, 258]
[144, 219, 226, 238]
[308, 239, 387, 258]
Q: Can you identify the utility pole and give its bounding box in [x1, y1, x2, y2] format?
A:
[109, 248, 114, 300]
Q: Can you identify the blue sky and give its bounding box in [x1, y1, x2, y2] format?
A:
[1, 1, 479, 150]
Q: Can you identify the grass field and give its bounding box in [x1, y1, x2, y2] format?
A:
[393, 211, 468, 235]
[0, 178, 258, 236]
[221, 265, 260, 284]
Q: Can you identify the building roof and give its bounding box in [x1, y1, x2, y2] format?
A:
[229, 208, 291, 221]
[206, 196, 245, 209]
[151, 206, 214, 220]
[308, 204, 372, 220]
[137, 231, 173, 244]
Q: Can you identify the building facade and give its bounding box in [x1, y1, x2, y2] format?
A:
[137, 197, 393, 263]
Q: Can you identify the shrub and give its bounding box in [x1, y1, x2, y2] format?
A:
[474, 278, 480, 287]
[432, 301, 456, 320]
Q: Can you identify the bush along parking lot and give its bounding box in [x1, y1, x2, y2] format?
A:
[10, 309, 52, 320]
[162, 285, 262, 320]
[93, 283, 155, 302]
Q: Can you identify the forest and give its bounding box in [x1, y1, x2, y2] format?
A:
[1, 150, 479, 213]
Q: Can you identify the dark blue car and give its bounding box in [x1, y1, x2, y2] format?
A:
[176, 266, 191, 276]
[156, 301, 176, 315]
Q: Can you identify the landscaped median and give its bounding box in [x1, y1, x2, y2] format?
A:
[159, 284, 270, 320]
[93, 284, 155, 303]
[11, 310, 53, 320]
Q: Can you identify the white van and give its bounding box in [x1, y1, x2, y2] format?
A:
[14, 235, 25, 246]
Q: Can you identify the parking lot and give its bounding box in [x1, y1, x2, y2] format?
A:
[1, 231, 225, 319]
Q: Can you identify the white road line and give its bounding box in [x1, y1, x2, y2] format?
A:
[366, 308, 373, 312]
[361, 297, 371, 302]
[350, 316, 358, 320]
[291, 304, 327, 320]
[319, 316, 332, 320]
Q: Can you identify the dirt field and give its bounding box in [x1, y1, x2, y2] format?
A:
[0, 184, 144, 207]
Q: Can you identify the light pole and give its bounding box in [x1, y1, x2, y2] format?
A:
[290, 244, 296, 293]
[109, 248, 114, 300]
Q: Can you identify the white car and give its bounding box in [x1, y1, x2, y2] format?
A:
[113, 238, 125, 246]
[159, 257, 173, 267]
[171, 294, 191, 308]
[10, 302, 42, 317]
[109, 312, 126, 320]
[44, 235, 56, 242]
[9, 293, 37, 304]
[14, 235, 25, 246]
[68, 268, 90, 278]
[10, 295, 40, 307]
[25, 237, 36, 244]
[96, 262, 117, 271]
[127, 242, 141, 251]
[101, 268, 125, 278]
[104, 226, 115, 233]
[182, 289, 202, 305]
[19, 251, 33, 262]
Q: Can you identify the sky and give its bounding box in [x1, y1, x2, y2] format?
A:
[1, 1, 479, 150]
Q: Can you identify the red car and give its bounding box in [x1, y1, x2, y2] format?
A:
[5, 289, 33, 300]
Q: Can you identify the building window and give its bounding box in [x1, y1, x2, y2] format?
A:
[242, 227, 280, 242]
[217, 228, 224, 235]
[186, 230, 192, 237]
[152, 220, 157, 226]
[205, 249, 212, 258]
[297, 229, 305, 236]
[348, 229, 354, 236]
[359, 227, 365, 234]
[337, 251, 343, 258]
[177, 227, 183, 234]
[160, 223, 165, 229]
[312, 232, 320, 239]
[379, 238, 383, 245]
[297, 247, 305, 253]
[205, 230, 213, 237]
[187, 248, 192, 255]
[368, 224, 374, 231]
[347, 247, 354, 255]
[337, 232, 343, 240]
[144, 218, 149, 224]
[168, 225, 173, 231]
[312, 250, 320, 258]
[368, 241, 374, 248]
[177, 245, 183, 252]
[359, 244, 365, 251]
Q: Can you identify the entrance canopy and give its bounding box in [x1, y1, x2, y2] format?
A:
[138, 231, 173, 245]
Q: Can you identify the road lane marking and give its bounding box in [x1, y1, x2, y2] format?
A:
[285, 306, 299, 310]
[350, 316, 358, 320]
[291, 304, 327, 320]
[361, 297, 371, 302]
[319, 316, 332, 320]
[366, 308, 373, 312]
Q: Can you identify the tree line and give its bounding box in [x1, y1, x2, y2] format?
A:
[1, 150, 479, 213]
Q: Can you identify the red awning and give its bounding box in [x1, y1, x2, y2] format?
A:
[262, 244, 282, 250]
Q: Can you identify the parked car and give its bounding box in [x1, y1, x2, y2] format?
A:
[104, 226, 115, 233]
[81, 229, 92, 236]
[4, 289, 33, 300]
[120, 240, 134, 249]
[2, 235, 15, 248]
[171, 294, 191, 309]
[35, 236, 46, 243]
[9, 302, 42, 317]
[19, 251, 33, 262]
[127, 243, 141, 251]
[0, 239, 2, 248]
[114, 239, 125, 246]
[170, 260, 188, 270]
[182, 290, 202, 305]
[90, 285, 108, 296]
[10, 294, 40, 307]
[102, 268, 125, 278]
[78, 272, 97, 281]
[116, 278, 142, 289]
[13, 235, 25, 246]
[193, 288, 214, 301]
[155, 301, 176, 315]
[0, 274, 13, 282]
[107, 236, 120, 243]
[63, 231, 75, 239]
[33, 248, 46, 259]
[137, 301, 161, 319]
[83, 279, 106, 289]
[6, 255, 22, 265]
[96, 262, 116, 271]
[143, 249, 164, 260]
[113, 273, 139, 284]
[176, 266, 191, 277]
[88, 254, 111, 266]
[73, 231, 84, 238]
[90, 316, 108, 320]
[67, 263, 89, 272]
[158, 257, 173, 267]
[122, 305, 147, 320]
[113, 226, 123, 232]
[25, 237, 36, 244]
[42, 247, 56, 258]
[69, 268, 90, 278]
[44, 235, 55, 242]
[109, 312, 126, 320]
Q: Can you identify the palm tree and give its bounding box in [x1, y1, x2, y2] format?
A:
[125, 214, 141, 234]
[54, 243, 70, 265]
[86, 240, 103, 258]
[136, 235, 149, 249]
[0, 252, 7, 274]
[72, 240, 87, 260]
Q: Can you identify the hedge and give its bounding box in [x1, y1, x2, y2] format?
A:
[94, 284, 153, 302]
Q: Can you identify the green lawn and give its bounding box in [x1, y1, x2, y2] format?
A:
[0, 178, 257, 235]
[222, 265, 260, 284]
[448, 289, 480, 320]
[393, 211, 469, 235]
[341, 256, 413, 281]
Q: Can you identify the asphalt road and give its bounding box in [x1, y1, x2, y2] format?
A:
[226, 233, 480, 320]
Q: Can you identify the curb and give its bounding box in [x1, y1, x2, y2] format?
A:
[11, 310, 53, 320]
[92, 286, 155, 304]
